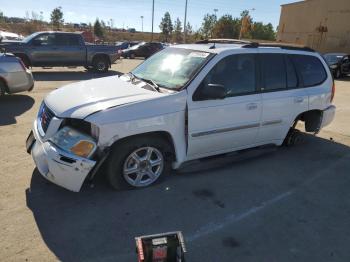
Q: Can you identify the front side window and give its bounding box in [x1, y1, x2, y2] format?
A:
[32, 34, 55, 46]
[132, 47, 212, 90]
[291, 55, 327, 87]
[198, 54, 256, 98]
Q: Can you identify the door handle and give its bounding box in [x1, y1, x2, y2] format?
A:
[246, 103, 258, 110]
[294, 97, 304, 103]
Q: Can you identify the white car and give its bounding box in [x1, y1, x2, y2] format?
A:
[26, 41, 336, 192]
[0, 31, 23, 42]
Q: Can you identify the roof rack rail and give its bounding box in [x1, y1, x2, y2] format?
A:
[195, 39, 252, 45]
[243, 42, 315, 52]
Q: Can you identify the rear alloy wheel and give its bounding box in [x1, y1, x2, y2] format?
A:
[107, 136, 172, 190]
[283, 128, 302, 146]
[129, 53, 135, 59]
[93, 57, 109, 73]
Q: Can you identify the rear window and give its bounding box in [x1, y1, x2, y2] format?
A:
[261, 54, 286, 91]
[290, 55, 327, 87]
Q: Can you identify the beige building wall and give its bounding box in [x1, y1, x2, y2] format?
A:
[277, 0, 350, 53]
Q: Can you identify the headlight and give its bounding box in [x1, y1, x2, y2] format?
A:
[50, 127, 97, 158]
[330, 65, 338, 69]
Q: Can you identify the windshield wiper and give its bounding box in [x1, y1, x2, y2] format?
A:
[127, 72, 136, 82]
[140, 78, 161, 92]
[126, 72, 161, 92]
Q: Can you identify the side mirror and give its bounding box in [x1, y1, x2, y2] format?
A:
[196, 83, 226, 101]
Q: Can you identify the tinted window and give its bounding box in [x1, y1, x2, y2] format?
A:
[261, 54, 286, 91]
[55, 34, 81, 46]
[291, 55, 327, 87]
[33, 34, 55, 46]
[200, 54, 256, 97]
[286, 56, 298, 88]
[67, 35, 81, 45]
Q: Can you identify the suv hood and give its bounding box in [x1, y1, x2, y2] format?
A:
[45, 75, 165, 119]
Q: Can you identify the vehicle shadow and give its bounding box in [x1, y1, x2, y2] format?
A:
[0, 94, 35, 125]
[25, 133, 350, 262]
[33, 69, 123, 82]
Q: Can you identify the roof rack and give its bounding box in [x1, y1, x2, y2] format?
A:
[195, 39, 252, 45]
[243, 42, 315, 52]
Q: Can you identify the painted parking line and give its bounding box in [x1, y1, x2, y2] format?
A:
[186, 154, 350, 242]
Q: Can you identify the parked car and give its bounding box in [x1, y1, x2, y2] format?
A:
[115, 41, 130, 50]
[0, 31, 23, 42]
[26, 41, 335, 192]
[323, 53, 350, 79]
[121, 42, 163, 59]
[0, 52, 34, 96]
[0, 31, 120, 72]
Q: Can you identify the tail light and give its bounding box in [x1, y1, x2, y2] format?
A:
[330, 80, 335, 103]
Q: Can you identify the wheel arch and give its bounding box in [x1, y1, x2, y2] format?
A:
[92, 53, 111, 67]
[109, 131, 177, 161]
[294, 109, 323, 132]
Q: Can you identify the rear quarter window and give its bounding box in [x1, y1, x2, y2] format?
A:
[290, 55, 327, 87]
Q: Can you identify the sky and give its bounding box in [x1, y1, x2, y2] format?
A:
[1, 0, 297, 32]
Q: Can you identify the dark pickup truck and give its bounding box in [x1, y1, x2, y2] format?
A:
[0, 31, 120, 72]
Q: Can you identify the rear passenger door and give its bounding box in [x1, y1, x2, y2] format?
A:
[54, 34, 86, 65]
[256, 52, 308, 144]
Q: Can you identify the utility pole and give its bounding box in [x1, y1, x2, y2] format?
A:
[183, 0, 188, 43]
[141, 16, 144, 32]
[151, 0, 155, 41]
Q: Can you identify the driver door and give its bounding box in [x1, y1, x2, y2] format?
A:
[28, 33, 58, 66]
[187, 53, 262, 159]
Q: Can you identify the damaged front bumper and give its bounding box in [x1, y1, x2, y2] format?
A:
[29, 120, 96, 192]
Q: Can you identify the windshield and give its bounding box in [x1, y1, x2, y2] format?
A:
[324, 54, 344, 65]
[132, 47, 212, 90]
[21, 32, 42, 43]
[130, 42, 145, 50]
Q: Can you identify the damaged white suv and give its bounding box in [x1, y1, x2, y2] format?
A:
[26, 40, 336, 192]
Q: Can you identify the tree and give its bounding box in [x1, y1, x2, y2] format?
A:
[50, 7, 64, 30]
[185, 22, 193, 35]
[212, 15, 240, 39]
[0, 10, 4, 23]
[173, 17, 183, 43]
[200, 13, 216, 39]
[239, 10, 253, 39]
[251, 22, 276, 40]
[94, 19, 104, 38]
[159, 12, 173, 42]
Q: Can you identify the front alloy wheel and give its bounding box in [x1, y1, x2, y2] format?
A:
[123, 147, 164, 187]
[106, 136, 172, 190]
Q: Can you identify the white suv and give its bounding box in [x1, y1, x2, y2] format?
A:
[26, 40, 336, 192]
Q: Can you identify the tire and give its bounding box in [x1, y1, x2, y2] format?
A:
[93, 56, 109, 73]
[0, 80, 6, 96]
[283, 128, 302, 147]
[335, 69, 342, 79]
[106, 136, 173, 190]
